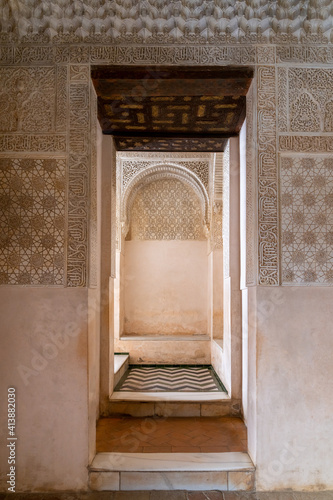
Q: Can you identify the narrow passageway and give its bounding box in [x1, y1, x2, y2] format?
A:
[91, 67, 251, 491]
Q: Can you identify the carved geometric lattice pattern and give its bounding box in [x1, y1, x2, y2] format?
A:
[0, 158, 66, 285]
[122, 160, 209, 191]
[128, 178, 205, 241]
[281, 156, 333, 285]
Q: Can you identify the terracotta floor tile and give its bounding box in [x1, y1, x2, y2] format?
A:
[144, 440, 173, 448]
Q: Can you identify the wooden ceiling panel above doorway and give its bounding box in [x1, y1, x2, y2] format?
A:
[91, 65, 253, 152]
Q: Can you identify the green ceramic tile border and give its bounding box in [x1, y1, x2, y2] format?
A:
[210, 366, 228, 394]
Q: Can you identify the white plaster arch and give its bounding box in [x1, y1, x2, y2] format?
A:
[121, 162, 210, 238]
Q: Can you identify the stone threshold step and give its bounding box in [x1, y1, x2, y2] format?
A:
[111, 392, 230, 402]
[104, 398, 241, 417]
[89, 452, 255, 491]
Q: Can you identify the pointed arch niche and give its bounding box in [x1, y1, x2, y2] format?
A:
[114, 162, 211, 354]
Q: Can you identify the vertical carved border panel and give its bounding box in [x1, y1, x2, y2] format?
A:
[67, 66, 90, 287]
[257, 66, 279, 285]
[56, 65, 68, 132]
[111, 139, 117, 279]
[116, 155, 122, 252]
[246, 81, 257, 286]
[277, 67, 288, 133]
[212, 153, 223, 250]
[223, 142, 230, 279]
[89, 81, 97, 288]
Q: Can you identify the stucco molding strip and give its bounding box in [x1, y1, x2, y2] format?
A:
[257, 66, 279, 285]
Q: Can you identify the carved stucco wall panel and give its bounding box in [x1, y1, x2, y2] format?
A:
[117, 152, 213, 252]
[212, 201, 223, 251]
[0, 66, 55, 133]
[1, 1, 332, 43]
[277, 67, 333, 285]
[0, 45, 257, 67]
[56, 65, 68, 133]
[128, 178, 206, 241]
[278, 67, 333, 134]
[211, 153, 223, 251]
[289, 68, 333, 133]
[257, 66, 278, 285]
[2, 44, 333, 68]
[1, 40, 333, 286]
[67, 74, 91, 287]
[280, 155, 333, 285]
[279, 135, 333, 153]
[0, 157, 66, 285]
[0, 134, 66, 153]
[89, 81, 98, 288]
[276, 46, 333, 65]
[111, 138, 117, 279]
[122, 159, 209, 192]
[246, 81, 257, 286]
[122, 164, 210, 237]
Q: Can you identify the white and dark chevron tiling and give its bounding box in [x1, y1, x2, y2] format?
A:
[116, 366, 226, 393]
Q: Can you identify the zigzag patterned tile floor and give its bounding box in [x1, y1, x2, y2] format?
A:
[116, 366, 225, 392]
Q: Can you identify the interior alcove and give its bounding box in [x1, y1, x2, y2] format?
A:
[91, 65, 252, 408]
[123, 176, 208, 338]
[111, 150, 231, 371]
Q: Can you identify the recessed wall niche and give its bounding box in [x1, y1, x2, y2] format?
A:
[123, 174, 209, 337]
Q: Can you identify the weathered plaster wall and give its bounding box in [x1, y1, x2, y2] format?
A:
[255, 286, 333, 491]
[124, 240, 208, 336]
[0, 288, 89, 491]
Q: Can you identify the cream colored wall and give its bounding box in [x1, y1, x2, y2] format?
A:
[114, 249, 125, 341]
[242, 286, 257, 467]
[0, 288, 89, 491]
[99, 136, 115, 410]
[216, 138, 242, 400]
[114, 337, 211, 365]
[123, 240, 208, 336]
[88, 288, 99, 463]
[255, 286, 333, 490]
[208, 250, 223, 340]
